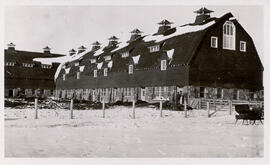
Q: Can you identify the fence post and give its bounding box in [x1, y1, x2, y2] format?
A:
[160, 100, 163, 117]
[207, 102, 210, 117]
[132, 98, 135, 119]
[229, 100, 232, 115]
[35, 98, 38, 119]
[102, 97, 105, 118]
[70, 99, 74, 119]
[184, 100, 187, 118]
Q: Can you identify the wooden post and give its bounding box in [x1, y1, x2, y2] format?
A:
[214, 99, 216, 111]
[102, 97, 105, 118]
[35, 98, 38, 119]
[70, 99, 74, 119]
[160, 100, 163, 117]
[132, 99, 135, 119]
[184, 100, 187, 118]
[207, 102, 210, 117]
[229, 100, 232, 115]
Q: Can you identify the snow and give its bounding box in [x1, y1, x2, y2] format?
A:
[108, 61, 113, 68]
[97, 62, 103, 69]
[79, 66, 85, 72]
[93, 47, 104, 57]
[166, 49, 174, 59]
[64, 68, 71, 74]
[111, 41, 129, 53]
[4, 107, 263, 157]
[143, 20, 216, 43]
[132, 55, 141, 64]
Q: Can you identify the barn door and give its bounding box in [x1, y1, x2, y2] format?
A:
[141, 88, 146, 101]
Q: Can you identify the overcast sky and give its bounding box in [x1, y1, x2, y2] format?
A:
[4, 5, 263, 61]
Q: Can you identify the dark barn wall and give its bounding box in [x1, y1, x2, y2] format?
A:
[189, 19, 263, 90]
[56, 66, 189, 90]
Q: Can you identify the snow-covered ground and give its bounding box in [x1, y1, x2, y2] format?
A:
[4, 107, 263, 157]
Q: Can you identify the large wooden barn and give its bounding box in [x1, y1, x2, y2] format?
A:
[55, 8, 263, 103]
[5, 43, 64, 98]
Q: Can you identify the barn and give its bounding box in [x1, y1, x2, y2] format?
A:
[5, 43, 64, 98]
[54, 8, 263, 104]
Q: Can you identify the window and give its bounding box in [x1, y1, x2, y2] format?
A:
[63, 74, 66, 81]
[161, 60, 167, 71]
[223, 21, 235, 50]
[22, 63, 34, 67]
[75, 62, 79, 66]
[104, 68, 108, 76]
[77, 72, 80, 79]
[129, 65, 133, 74]
[94, 70, 97, 78]
[41, 64, 52, 69]
[240, 41, 246, 52]
[121, 51, 129, 58]
[5, 62, 15, 66]
[211, 36, 218, 48]
[148, 45, 160, 53]
[104, 55, 111, 61]
[90, 59, 96, 63]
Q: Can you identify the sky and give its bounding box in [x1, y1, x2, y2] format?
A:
[4, 5, 264, 61]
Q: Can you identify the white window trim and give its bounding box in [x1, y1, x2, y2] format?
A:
[149, 45, 160, 53]
[161, 60, 167, 71]
[121, 51, 129, 58]
[211, 36, 218, 48]
[6, 62, 15, 66]
[223, 21, 236, 50]
[94, 70, 97, 78]
[90, 59, 96, 64]
[129, 65, 133, 74]
[75, 62, 79, 66]
[104, 68, 108, 76]
[240, 41, 246, 52]
[63, 74, 66, 81]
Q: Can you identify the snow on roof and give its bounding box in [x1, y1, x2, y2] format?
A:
[97, 62, 103, 69]
[65, 68, 71, 74]
[93, 47, 104, 57]
[166, 49, 174, 59]
[111, 41, 129, 53]
[132, 55, 141, 64]
[108, 61, 113, 68]
[143, 20, 215, 43]
[79, 66, 85, 72]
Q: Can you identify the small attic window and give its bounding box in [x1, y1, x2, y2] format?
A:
[41, 64, 52, 69]
[77, 72, 80, 79]
[5, 62, 15, 66]
[104, 55, 111, 61]
[149, 45, 160, 53]
[240, 41, 246, 52]
[161, 60, 167, 71]
[63, 74, 66, 81]
[129, 65, 133, 74]
[121, 51, 129, 58]
[22, 63, 34, 68]
[211, 36, 218, 48]
[104, 68, 108, 76]
[94, 70, 97, 78]
[90, 58, 96, 63]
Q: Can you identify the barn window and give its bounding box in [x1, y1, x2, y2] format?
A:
[5, 62, 15, 66]
[104, 68, 108, 76]
[104, 55, 111, 61]
[94, 70, 97, 78]
[90, 59, 96, 63]
[161, 60, 167, 71]
[240, 41, 246, 52]
[22, 63, 34, 67]
[41, 64, 52, 69]
[211, 36, 218, 48]
[63, 74, 66, 81]
[223, 21, 235, 50]
[121, 51, 129, 58]
[129, 65, 133, 74]
[75, 62, 79, 66]
[148, 45, 160, 53]
[77, 72, 80, 79]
